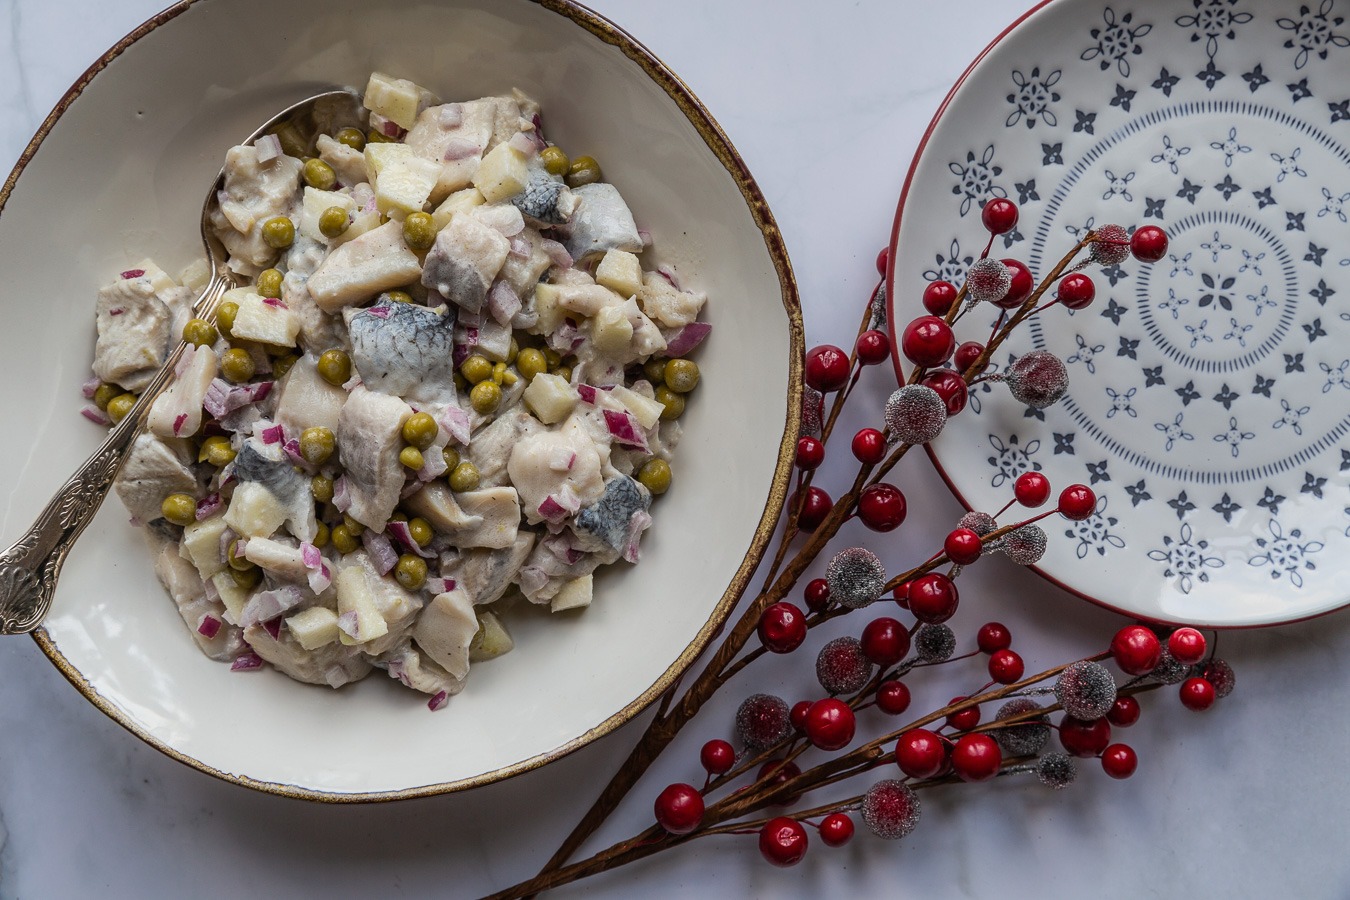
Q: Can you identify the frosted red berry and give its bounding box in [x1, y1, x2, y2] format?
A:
[804, 578, 830, 612]
[861, 780, 921, 839]
[1107, 696, 1141, 728]
[856, 329, 891, 366]
[922, 280, 958, 316]
[861, 616, 910, 666]
[1130, 225, 1168, 262]
[759, 817, 808, 867]
[1101, 743, 1138, 779]
[1056, 272, 1096, 310]
[1058, 484, 1096, 520]
[1110, 624, 1162, 676]
[993, 258, 1033, 310]
[819, 813, 855, 848]
[795, 436, 824, 470]
[805, 344, 850, 392]
[1089, 223, 1131, 266]
[920, 369, 968, 415]
[816, 636, 874, 695]
[700, 739, 735, 775]
[1168, 627, 1207, 666]
[805, 698, 856, 751]
[901, 316, 956, 367]
[951, 734, 1002, 782]
[954, 341, 984, 372]
[793, 486, 832, 532]
[858, 483, 907, 531]
[851, 427, 886, 464]
[1059, 715, 1111, 757]
[876, 680, 912, 715]
[989, 649, 1025, 684]
[896, 728, 945, 779]
[654, 783, 704, 835]
[977, 622, 1012, 653]
[1006, 350, 1069, 408]
[944, 527, 983, 565]
[758, 602, 807, 654]
[1014, 471, 1051, 507]
[1204, 658, 1236, 698]
[965, 257, 1012, 304]
[1180, 676, 1216, 711]
[736, 693, 792, 750]
[908, 572, 959, 624]
[946, 697, 980, 731]
[981, 198, 1019, 235]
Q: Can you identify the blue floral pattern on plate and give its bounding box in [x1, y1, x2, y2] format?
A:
[892, 0, 1350, 626]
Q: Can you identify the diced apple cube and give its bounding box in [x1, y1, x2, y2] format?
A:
[224, 481, 288, 538]
[550, 574, 593, 612]
[523, 372, 578, 424]
[595, 250, 643, 298]
[610, 385, 665, 430]
[472, 142, 528, 203]
[591, 304, 633, 355]
[229, 291, 301, 347]
[180, 515, 230, 580]
[533, 283, 565, 333]
[363, 72, 437, 131]
[336, 566, 389, 646]
[286, 606, 340, 650]
[299, 187, 356, 242]
[431, 187, 486, 231]
[211, 572, 249, 624]
[468, 610, 515, 661]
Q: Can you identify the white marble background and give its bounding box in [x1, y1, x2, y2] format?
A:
[2, 0, 1349, 897]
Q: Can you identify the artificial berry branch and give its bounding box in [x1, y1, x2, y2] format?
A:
[487, 205, 1222, 898]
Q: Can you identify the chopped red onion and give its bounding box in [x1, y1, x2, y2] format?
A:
[81, 375, 100, 399]
[262, 296, 288, 309]
[120, 269, 145, 280]
[604, 409, 649, 452]
[437, 405, 471, 446]
[370, 113, 405, 139]
[622, 509, 653, 563]
[428, 690, 449, 712]
[108, 308, 125, 317]
[425, 577, 457, 594]
[203, 378, 272, 419]
[417, 445, 449, 482]
[537, 495, 569, 524]
[508, 235, 531, 259]
[231, 652, 264, 671]
[195, 493, 222, 521]
[240, 585, 305, 628]
[260, 423, 285, 445]
[576, 384, 598, 404]
[336, 611, 360, 641]
[664, 321, 713, 357]
[656, 264, 681, 289]
[332, 476, 352, 513]
[366, 305, 392, 319]
[300, 542, 332, 593]
[387, 520, 436, 558]
[282, 438, 308, 468]
[174, 344, 197, 378]
[262, 617, 282, 639]
[541, 239, 573, 269]
[363, 529, 399, 575]
[254, 133, 283, 163]
[173, 413, 188, 436]
[438, 103, 464, 128]
[638, 229, 653, 248]
[487, 281, 522, 326]
[508, 131, 539, 158]
[80, 406, 111, 425]
[442, 137, 480, 161]
[517, 565, 550, 597]
[197, 615, 222, 639]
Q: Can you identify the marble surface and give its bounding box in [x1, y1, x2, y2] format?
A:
[1, 0, 1348, 897]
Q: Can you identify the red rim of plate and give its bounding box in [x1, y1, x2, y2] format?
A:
[883, 0, 1329, 630]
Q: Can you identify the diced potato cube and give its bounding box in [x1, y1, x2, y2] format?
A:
[591, 305, 633, 355]
[178, 258, 211, 292]
[472, 142, 528, 203]
[557, 283, 622, 317]
[134, 259, 179, 294]
[469, 610, 515, 661]
[211, 572, 249, 623]
[336, 566, 389, 646]
[363, 72, 437, 131]
[229, 291, 301, 347]
[523, 372, 578, 424]
[363, 142, 413, 179]
[431, 187, 485, 232]
[180, 515, 230, 580]
[300, 187, 356, 242]
[610, 385, 665, 430]
[224, 481, 288, 538]
[550, 574, 593, 612]
[412, 588, 478, 680]
[534, 283, 565, 333]
[595, 250, 643, 298]
[286, 606, 340, 650]
[378, 159, 442, 216]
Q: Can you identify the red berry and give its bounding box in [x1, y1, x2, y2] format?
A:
[951, 733, 1002, 782]
[922, 280, 958, 315]
[793, 486, 832, 532]
[759, 817, 808, 867]
[804, 578, 830, 612]
[977, 622, 1012, 653]
[805, 344, 850, 392]
[1180, 676, 1216, 711]
[1101, 743, 1138, 779]
[1057, 272, 1096, 311]
[851, 427, 886, 464]
[920, 369, 968, 415]
[757, 759, 802, 806]
[790, 700, 812, 732]
[981, 197, 1019, 235]
[1110, 625, 1162, 676]
[1107, 696, 1141, 727]
[654, 783, 704, 835]
[805, 698, 856, 751]
[1130, 225, 1168, 262]
[758, 602, 807, 654]
[892, 581, 911, 609]
[908, 573, 958, 624]
[954, 340, 984, 372]
[1059, 716, 1111, 757]
[1013, 471, 1051, 507]
[900, 316, 956, 367]
[875, 246, 889, 276]
[993, 258, 1033, 310]
[1058, 484, 1096, 520]
[876, 680, 912, 715]
[856, 329, 891, 366]
[946, 696, 980, 731]
[895, 728, 945, 778]
[1168, 627, 1207, 665]
[944, 527, 983, 565]
[700, 739, 735, 775]
[988, 649, 1024, 684]
[819, 812, 855, 848]
[795, 436, 824, 470]
[858, 483, 907, 531]
[861, 616, 910, 666]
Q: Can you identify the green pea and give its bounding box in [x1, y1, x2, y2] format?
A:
[220, 348, 255, 384]
[402, 212, 437, 251]
[334, 126, 365, 151]
[261, 216, 295, 250]
[449, 461, 480, 492]
[331, 524, 359, 555]
[92, 382, 119, 411]
[299, 426, 336, 465]
[106, 393, 137, 423]
[637, 458, 672, 495]
[272, 354, 299, 380]
[230, 566, 262, 590]
[319, 206, 350, 240]
[342, 514, 365, 536]
[226, 539, 253, 571]
[216, 300, 239, 337]
[664, 359, 700, 393]
[399, 446, 425, 470]
[566, 155, 602, 188]
[312, 521, 331, 549]
[643, 358, 667, 385]
[516, 348, 547, 382]
[311, 475, 334, 504]
[655, 386, 685, 421]
[540, 146, 570, 177]
[402, 412, 438, 450]
[383, 290, 414, 304]
[408, 517, 434, 547]
[460, 354, 493, 385]
[161, 493, 197, 526]
[317, 349, 351, 386]
[394, 554, 428, 591]
[303, 158, 336, 191]
[470, 380, 501, 414]
[199, 435, 236, 468]
[441, 446, 461, 472]
[182, 318, 218, 348]
[255, 268, 284, 299]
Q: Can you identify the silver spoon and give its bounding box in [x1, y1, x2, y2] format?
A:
[0, 88, 364, 634]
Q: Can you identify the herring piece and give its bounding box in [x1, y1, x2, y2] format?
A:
[207, 144, 303, 271]
[152, 536, 243, 662]
[114, 433, 197, 524]
[511, 168, 573, 226]
[273, 352, 349, 436]
[282, 271, 348, 352]
[337, 386, 413, 530]
[403, 482, 479, 534]
[148, 343, 217, 440]
[346, 301, 458, 405]
[338, 550, 423, 655]
[244, 622, 372, 688]
[93, 273, 174, 392]
[507, 417, 606, 524]
[412, 588, 478, 680]
[381, 639, 465, 697]
[420, 213, 510, 314]
[450, 532, 536, 606]
[563, 182, 644, 262]
[315, 134, 368, 190]
[452, 487, 521, 549]
[229, 439, 318, 541]
[306, 220, 423, 312]
[467, 407, 545, 487]
[639, 271, 707, 328]
[575, 475, 652, 552]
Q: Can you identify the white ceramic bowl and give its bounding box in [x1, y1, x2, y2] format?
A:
[0, 0, 800, 799]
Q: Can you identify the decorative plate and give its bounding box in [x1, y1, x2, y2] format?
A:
[889, 0, 1350, 627]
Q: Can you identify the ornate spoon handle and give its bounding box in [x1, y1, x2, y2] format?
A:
[0, 272, 233, 634]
